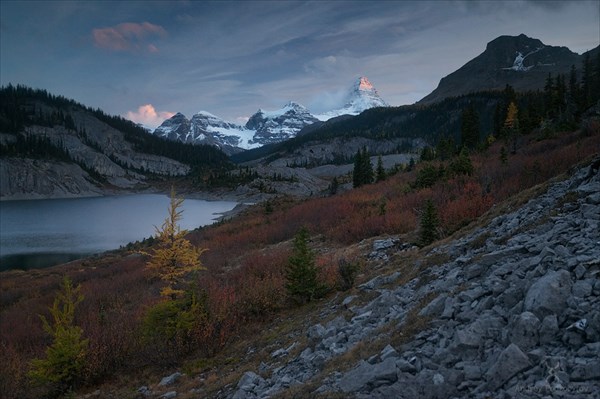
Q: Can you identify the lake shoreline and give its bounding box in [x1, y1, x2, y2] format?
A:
[0, 194, 240, 271]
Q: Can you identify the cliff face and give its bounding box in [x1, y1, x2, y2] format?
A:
[0, 158, 104, 200]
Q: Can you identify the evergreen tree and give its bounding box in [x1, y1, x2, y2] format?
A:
[460, 105, 479, 149]
[285, 227, 325, 304]
[449, 147, 474, 177]
[352, 149, 363, 188]
[361, 147, 374, 185]
[352, 147, 373, 188]
[376, 155, 386, 182]
[436, 136, 456, 161]
[503, 101, 520, 154]
[582, 53, 593, 109]
[29, 277, 89, 392]
[500, 146, 508, 164]
[420, 146, 435, 161]
[544, 73, 555, 118]
[146, 188, 206, 299]
[419, 199, 439, 247]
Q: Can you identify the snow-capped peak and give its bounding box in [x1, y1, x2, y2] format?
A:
[257, 102, 308, 118]
[153, 76, 389, 151]
[356, 76, 375, 92]
[314, 76, 388, 121]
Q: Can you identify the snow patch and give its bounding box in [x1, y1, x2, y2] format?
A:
[503, 47, 544, 72]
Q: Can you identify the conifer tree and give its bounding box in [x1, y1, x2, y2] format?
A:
[352, 147, 374, 188]
[29, 277, 89, 392]
[419, 199, 439, 247]
[503, 101, 520, 154]
[285, 227, 325, 304]
[376, 155, 386, 182]
[500, 146, 508, 164]
[146, 188, 206, 299]
[461, 105, 480, 149]
[449, 147, 474, 177]
[361, 147, 374, 185]
[352, 149, 362, 188]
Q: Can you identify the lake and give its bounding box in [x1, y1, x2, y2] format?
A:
[0, 194, 237, 271]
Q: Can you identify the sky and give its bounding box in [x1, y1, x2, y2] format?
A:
[1, 1, 599, 129]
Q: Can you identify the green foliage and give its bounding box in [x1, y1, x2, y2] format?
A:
[413, 163, 444, 189]
[285, 227, 326, 304]
[376, 155, 386, 182]
[142, 291, 205, 344]
[352, 147, 374, 188]
[500, 146, 508, 164]
[337, 259, 360, 291]
[436, 137, 456, 161]
[420, 146, 436, 161]
[460, 105, 480, 149]
[0, 133, 71, 161]
[419, 199, 439, 247]
[28, 277, 88, 392]
[448, 147, 474, 177]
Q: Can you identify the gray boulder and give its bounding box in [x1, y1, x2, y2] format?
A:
[524, 270, 572, 319]
[159, 372, 182, 387]
[485, 343, 532, 391]
[509, 311, 540, 351]
[338, 357, 398, 392]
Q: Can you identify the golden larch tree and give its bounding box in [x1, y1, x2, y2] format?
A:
[146, 188, 206, 299]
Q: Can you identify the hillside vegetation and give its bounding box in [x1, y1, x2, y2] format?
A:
[1, 56, 599, 397]
[1, 105, 598, 397]
[0, 85, 234, 198]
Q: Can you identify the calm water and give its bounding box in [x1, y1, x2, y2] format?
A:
[0, 195, 237, 271]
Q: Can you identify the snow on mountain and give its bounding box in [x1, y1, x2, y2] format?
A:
[314, 77, 388, 121]
[153, 77, 388, 153]
[153, 111, 258, 154]
[420, 34, 582, 104]
[246, 102, 319, 145]
[502, 47, 544, 72]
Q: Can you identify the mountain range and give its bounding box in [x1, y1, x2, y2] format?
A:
[153, 34, 598, 155]
[152, 76, 388, 155]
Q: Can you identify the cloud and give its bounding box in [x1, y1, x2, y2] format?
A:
[92, 22, 167, 53]
[125, 104, 174, 129]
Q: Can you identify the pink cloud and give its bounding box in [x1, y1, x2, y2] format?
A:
[92, 22, 167, 53]
[125, 104, 174, 129]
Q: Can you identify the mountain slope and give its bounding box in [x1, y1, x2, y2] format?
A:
[420, 34, 585, 104]
[0, 85, 231, 199]
[227, 156, 600, 399]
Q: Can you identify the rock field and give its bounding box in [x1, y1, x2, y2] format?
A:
[227, 158, 600, 398]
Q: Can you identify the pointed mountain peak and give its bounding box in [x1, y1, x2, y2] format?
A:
[172, 112, 187, 119]
[356, 76, 375, 91]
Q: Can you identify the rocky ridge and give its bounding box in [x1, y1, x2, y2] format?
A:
[226, 158, 600, 398]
